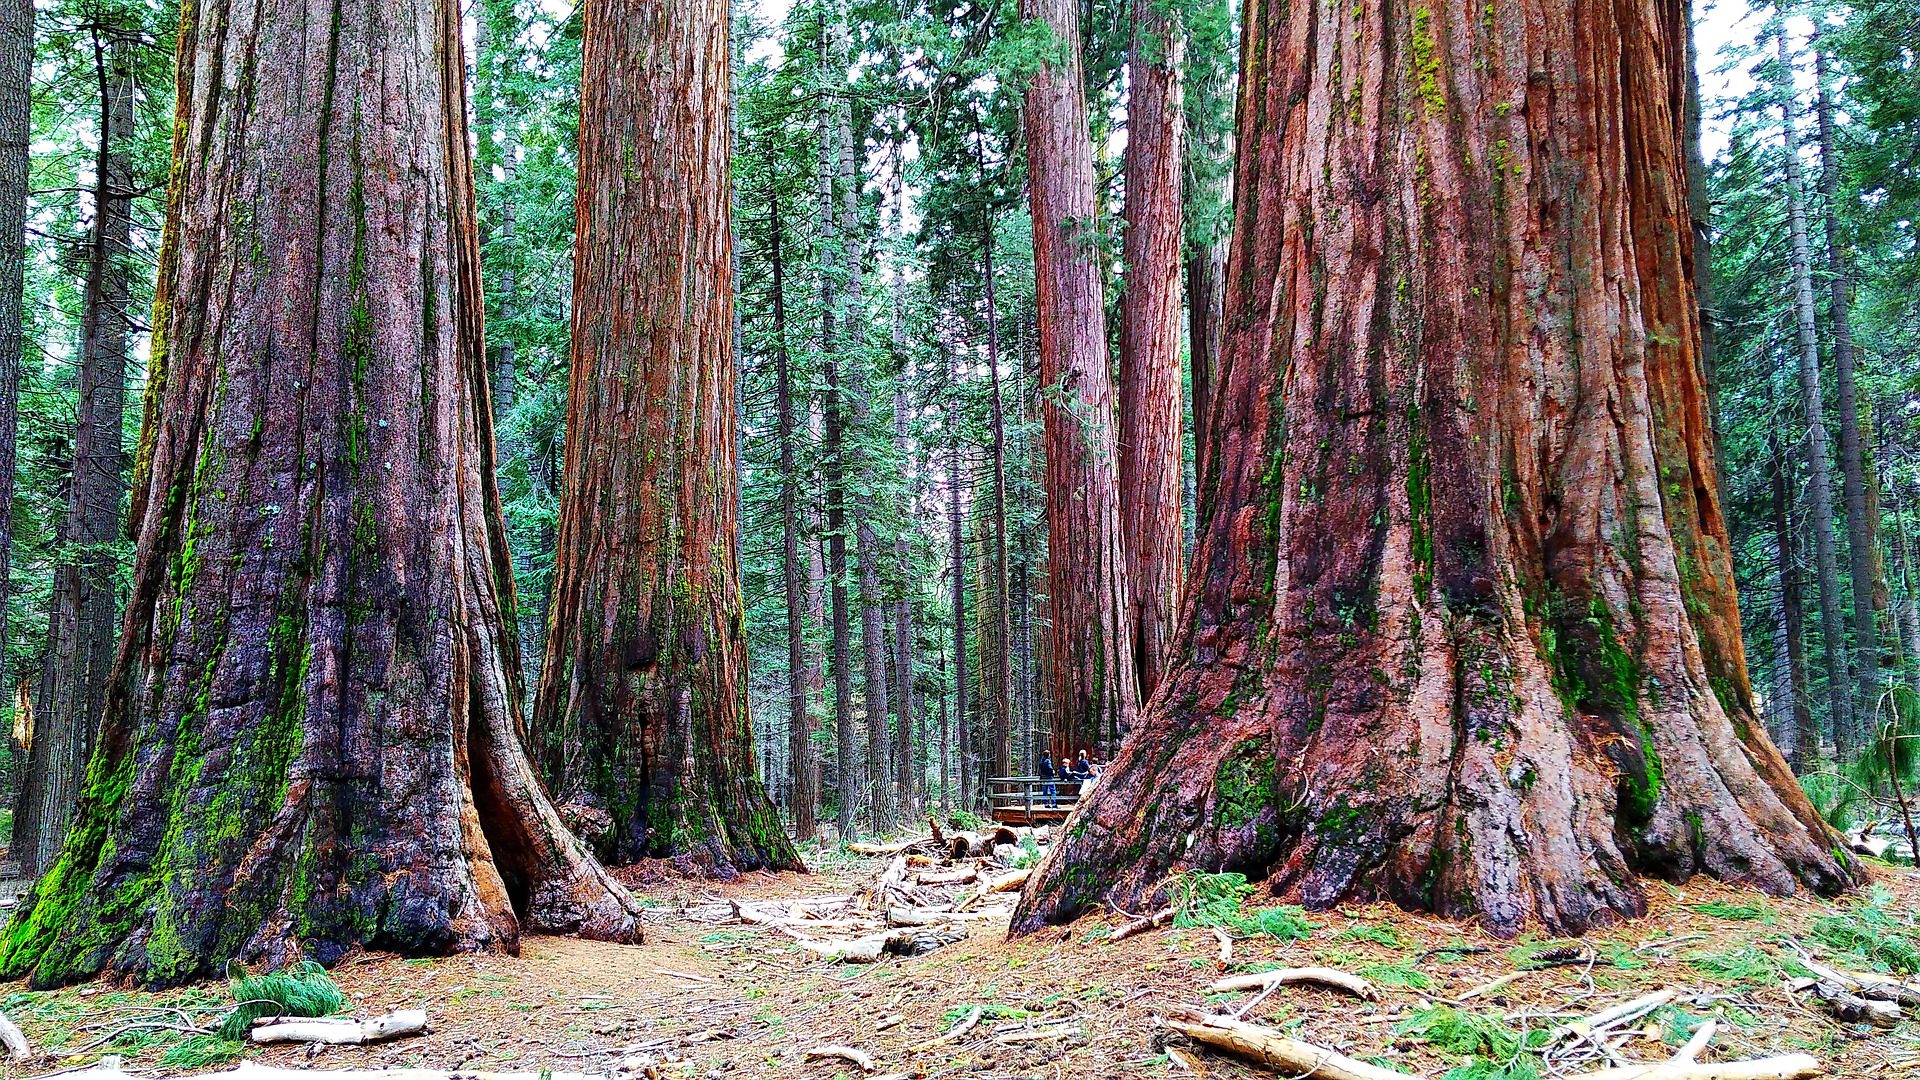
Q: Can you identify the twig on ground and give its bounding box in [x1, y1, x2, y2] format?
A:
[1209, 967, 1377, 1000]
[804, 1044, 878, 1072]
[1108, 907, 1174, 943]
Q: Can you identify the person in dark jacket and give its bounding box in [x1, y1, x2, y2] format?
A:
[1039, 753, 1058, 807]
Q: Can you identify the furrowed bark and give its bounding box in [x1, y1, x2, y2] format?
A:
[1017, 0, 1853, 936]
[533, 0, 799, 875]
[0, 0, 640, 989]
[1774, 26, 1855, 752]
[1023, 0, 1139, 757]
[17, 21, 136, 879]
[1119, 0, 1187, 700]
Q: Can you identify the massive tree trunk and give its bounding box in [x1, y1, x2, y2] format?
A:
[1118, 0, 1186, 699]
[16, 24, 136, 879]
[1774, 28, 1855, 754]
[1023, 0, 1139, 757]
[1016, 0, 1853, 936]
[0, 0, 26, 788]
[1812, 38, 1882, 723]
[0, 0, 640, 989]
[773, 168, 817, 843]
[1770, 429, 1816, 766]
[532, 0, 798, 875]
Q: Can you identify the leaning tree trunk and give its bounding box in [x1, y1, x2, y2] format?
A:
[531, 0, 799, 875]
[1015, 0, 1854, 936]
[16, 25, 135, 880]
[1023, 0, 1139, 757]
[1118, 0, 1186, 700]
[0, 0, 639, 989]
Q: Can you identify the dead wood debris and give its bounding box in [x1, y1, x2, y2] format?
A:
[250, 1010, 428, 1046]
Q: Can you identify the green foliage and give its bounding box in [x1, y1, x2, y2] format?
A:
[1807, 897, 1920, 975]
[1334, 923, 1412, 949]
[1166, 871, 1315, 940]
[1395, 1005, 1535, 1060]
[1690, 900, 1772, 922]
[160, 1036, 247, 1068]
[1359, 962, 1433, 989]
[218, 962, 349, 1041]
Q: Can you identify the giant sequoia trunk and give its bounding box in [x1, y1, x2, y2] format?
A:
[0, 0, 639, 989]
[1023, 0, 1139, 756]
[16, 24, 136, 879]
[1118, 0, 1187, 699]
[1016, 0, 1853, 936]
[530, 0, 799, 875]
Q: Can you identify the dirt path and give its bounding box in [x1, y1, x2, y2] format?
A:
[4, 853, 1920, 1078]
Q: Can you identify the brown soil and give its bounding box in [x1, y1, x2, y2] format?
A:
[4, 848, 1919, 1078]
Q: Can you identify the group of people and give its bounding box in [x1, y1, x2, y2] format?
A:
[1036, 751, 1097, 807]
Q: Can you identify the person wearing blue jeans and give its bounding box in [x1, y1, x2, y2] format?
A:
[1038, 753, 1058, 808]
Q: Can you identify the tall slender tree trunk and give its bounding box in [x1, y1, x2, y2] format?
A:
[1812, 38, 1882, 723]
[981, 203, 1014, 782]
[886, 161, 917, 817]
[0, 0, 27, 783]
[1118, 0, 1186, 699]
[0, 0, 640, 988]
[1771, 429, 1816, 766]
[773, 168, 817, 843]
[533, 0, 799, 875]
[1023, 0, 1139, 756]
[17, 25, 136, 879]
[947, 372, 974, 813]
[1182, 0, 1232, 469]
[1775, 28, 1855, 753]
[1018, 0, 1851, 935]
[1683, 3, 1721, 492]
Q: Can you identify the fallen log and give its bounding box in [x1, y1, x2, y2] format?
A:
[1208, 967, 1376, 1000]
[1108, 907, 1173, 943]
[1806, 979, 1901, 1026]
[956, 869, 1029, 911]
[915, 867, 978, 887]
[1565, 1056, 1823, 1080]
[804, 1045, 877, 1072]
[251, 1010, 427, 1046]
[1162, 1010, 1420, 1080]
[0, 1008, 29, 1060]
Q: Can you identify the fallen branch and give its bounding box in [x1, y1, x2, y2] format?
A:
[1213, 927, 1233, 966]
[1162, 1011, 1418, 1080]
[251, 1010, 426, 1046]
[1547, 989, 1676, 1047]
[1, 1009, 31, 1061]
[911, 1006, 983, 1051]
[37, 1064, 603, 1080]
[1108, 907, 1174, 943]
[956, 869, 1029, 911]
[804, 1045, 877, 1072]
[993, 1023, 1080, 1045]
[1457, 970, 1528, 1001]
[1208, 967, 1377, 1000]
[1806, 979, 1901, 1026]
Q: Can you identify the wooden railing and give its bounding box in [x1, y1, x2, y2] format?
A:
[985, 775, 1088, 824]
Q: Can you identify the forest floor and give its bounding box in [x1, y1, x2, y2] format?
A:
[4, 843, 1920, 1079]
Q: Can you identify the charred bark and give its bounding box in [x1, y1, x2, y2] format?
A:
[0, 0, 640, 989]
[1119, 0, 1186, 699]
[533, 0, 799, 875]
[1016, 0, 1853, 937]
[1023, 0, 1139, 756]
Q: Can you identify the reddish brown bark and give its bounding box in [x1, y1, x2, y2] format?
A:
[0, 0, 640, 989]
[531, 0, 799, 875]
[1119, 0, 1187, 700]
[1023, 0, 1139, 757]
[1016, 0, 1852, 936]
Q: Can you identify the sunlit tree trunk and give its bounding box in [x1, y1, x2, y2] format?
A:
[1023, 0, 1139, 756]
[0, 0, 640, 988]
[1017, 0, 1852, 935]
[1118, 0, 1186, 698]
[534, 0, 800, 874]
